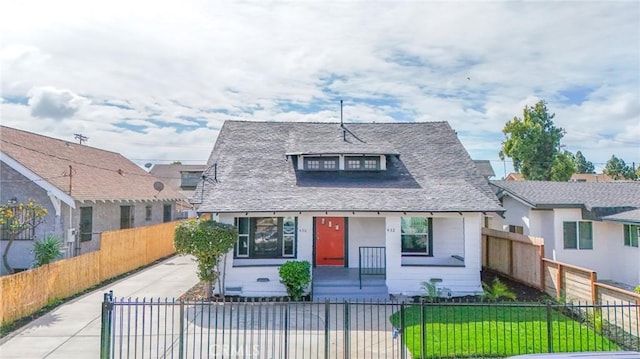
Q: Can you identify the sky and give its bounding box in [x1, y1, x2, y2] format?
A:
[1, 1, 639, 178]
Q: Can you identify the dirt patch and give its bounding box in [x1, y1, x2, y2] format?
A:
[180, 270, 551, 303]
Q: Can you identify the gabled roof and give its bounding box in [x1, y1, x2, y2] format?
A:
[602, 208, 640, 224]
[473, 160, 495, 179]
[195, 121, 503, 213]
[490, 180, 640, 211]
[1, 126, 183, 203]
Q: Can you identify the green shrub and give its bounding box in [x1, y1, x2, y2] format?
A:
[278, 260, 311, 300]
[32, 234, 63, 267]
[420, 280, 443, 302]
[634, 285, 640, 295]
[481, 278, 516, 301]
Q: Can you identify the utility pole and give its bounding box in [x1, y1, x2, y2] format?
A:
[74, 133, 88, 145]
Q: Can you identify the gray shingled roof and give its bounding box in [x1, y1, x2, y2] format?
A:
[602, 208, 640, 224]
[490, 180, 640, 210]
[195, 121, 502, 213]
[473, 160, 495, 178]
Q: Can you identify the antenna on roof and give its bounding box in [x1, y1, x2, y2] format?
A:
[74, 133, 88, 145]
[340, 99, 346, 142]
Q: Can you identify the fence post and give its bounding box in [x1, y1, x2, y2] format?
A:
[324, 300, 330, 359]
[284, 301, 289, 359]
[420, 301, 426, 359]
[400, 302, 406, 359]
[343, 301, 350, 359]
[100, 291, 114, 359]
[546, 302, 553, 353]
[179, 299, 185, 359]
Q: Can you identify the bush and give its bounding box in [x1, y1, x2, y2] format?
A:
[32, 234, 63, 267]
[481, 278, 516, 301]
[635, 286, 640, 295]
[278, 260, 311, 300]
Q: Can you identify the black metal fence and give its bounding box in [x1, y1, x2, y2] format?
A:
[100, 293, 640, 359]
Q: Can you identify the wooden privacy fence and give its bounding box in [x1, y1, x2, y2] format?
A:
[483, 228, 640, 337]
[0, 220, 179, 326]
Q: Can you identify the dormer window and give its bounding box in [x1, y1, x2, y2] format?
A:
[345, 156, 380, 171]
[304, 156, 339, 171]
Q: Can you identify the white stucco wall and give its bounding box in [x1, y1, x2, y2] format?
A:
[501, 196, 532, 234]
[347, 217, 385, 268]
[385, 213, 483, 297]
[215, 211, 484, 297]
[552, 208, 612, 278]
[597, 221, 639, 286]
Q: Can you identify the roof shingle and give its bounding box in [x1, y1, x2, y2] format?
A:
[195, 121, 502, 213]
[1, 126, 183, 202]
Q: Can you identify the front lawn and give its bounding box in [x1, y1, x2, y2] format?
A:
[390, 303, 620, 358]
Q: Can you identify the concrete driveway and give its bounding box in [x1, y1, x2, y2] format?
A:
[0, 255, 198, 359]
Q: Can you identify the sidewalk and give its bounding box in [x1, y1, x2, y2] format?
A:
[0, 255, 198, 359]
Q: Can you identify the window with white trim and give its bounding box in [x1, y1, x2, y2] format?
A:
[401, 217, 432, 256]
[235, 217, 297, 258]
[624, 224, 639, 248]
[344, 156, 380, 171]
[563, 221, 592, 250]
[303, 157, 339, 171]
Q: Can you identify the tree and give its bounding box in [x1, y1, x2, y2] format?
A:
[551, 151, 577, 181]
[0, 199, 48, 274]
[604, 155, 636, 180]
[32, 234, 64, 268]
[174, 219, 236, 298]
[574, 151, 595, 174]
[499, 100, 570, 180]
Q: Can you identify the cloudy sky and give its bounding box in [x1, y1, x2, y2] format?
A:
[1, 1, 638, 177]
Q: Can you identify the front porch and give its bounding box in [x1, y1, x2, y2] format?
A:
[312, 266, 389, 301]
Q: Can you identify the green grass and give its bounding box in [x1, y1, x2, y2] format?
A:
[390, 303, 620, 358]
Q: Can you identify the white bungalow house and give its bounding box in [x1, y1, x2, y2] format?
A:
[192, 121, 503, 300]
[0, 126, 183, 274]
[490, 180, 640, 288]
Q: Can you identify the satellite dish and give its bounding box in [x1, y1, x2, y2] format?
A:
[153, 181, 164, 192]
[144, 163, 152, 169]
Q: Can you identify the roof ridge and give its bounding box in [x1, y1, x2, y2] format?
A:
[223, 120, 449, 125]
[0, 125, 122, 156]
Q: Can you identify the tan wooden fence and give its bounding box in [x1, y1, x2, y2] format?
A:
[483, 228, 640, 337]
[0, 221, 179, 326]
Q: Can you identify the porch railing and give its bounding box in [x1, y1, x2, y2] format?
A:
[359, 246, 386, 289]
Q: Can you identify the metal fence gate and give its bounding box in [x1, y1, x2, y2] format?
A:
[100, 292, 640, 359]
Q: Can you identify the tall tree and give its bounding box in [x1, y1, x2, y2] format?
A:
[499, 100, 570, 180]
[604, 155, 636, 180]
[551, 151, 577, 181]
[574, 151, 595, 174]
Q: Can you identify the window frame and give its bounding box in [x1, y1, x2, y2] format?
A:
[344, 156, 381, 171]
[303, 156, 339, 171]
[623, 224, 639, 248]
[163, 204, 172, 223]
[79, 206, 93, 242]
[145, 205, 152, 221]
[234, 217, 297, 259]
[401, 217, 433, 256]
[120, 205, 134, 229]
[563, 221, 593, 250]
[508, 225, 524, 234]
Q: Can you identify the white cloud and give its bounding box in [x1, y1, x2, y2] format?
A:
[28, 86, 89, 120]
[0, 1, 637, 172]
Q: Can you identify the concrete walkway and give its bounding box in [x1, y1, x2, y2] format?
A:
[0, 255, 198, 359]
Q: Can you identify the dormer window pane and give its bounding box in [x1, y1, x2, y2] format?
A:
[304, 156, 339, 171]
[323, 160, 336, 169]
[307, 160, 320, 169]
[345, 156, 380, 171]
[347, 159, 361, 169]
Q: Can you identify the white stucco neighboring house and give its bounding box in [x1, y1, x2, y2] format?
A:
[192, 121, 504, 300]
[0, 126, 183, 274]
[490, 180, 640, 288]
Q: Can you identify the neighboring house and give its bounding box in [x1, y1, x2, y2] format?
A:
[505, 172, 614, 183]
[490, 180, 640, 287]
[193, 121, 503, 299]
[0, 126, 182, 274]
[150, 163, 205, 215]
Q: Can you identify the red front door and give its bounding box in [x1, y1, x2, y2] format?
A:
[315, 217, 345, 266]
